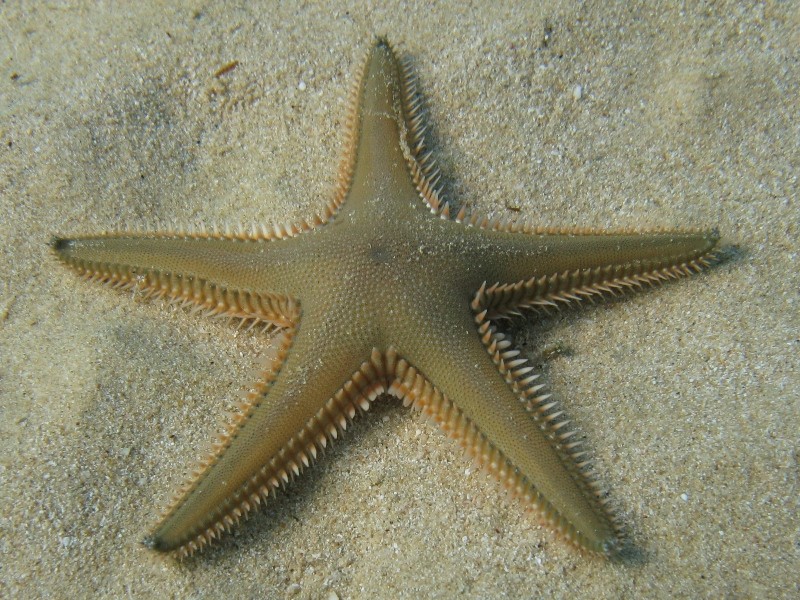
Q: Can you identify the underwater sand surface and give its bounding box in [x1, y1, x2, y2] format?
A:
[1, 2, 797, 598]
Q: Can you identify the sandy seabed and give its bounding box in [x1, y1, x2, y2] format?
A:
[1, 2, 797, 598]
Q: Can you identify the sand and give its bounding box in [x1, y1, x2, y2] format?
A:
[1, 2, 797, 598]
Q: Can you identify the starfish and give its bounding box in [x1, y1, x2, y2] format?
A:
[52, 39, 719, 558]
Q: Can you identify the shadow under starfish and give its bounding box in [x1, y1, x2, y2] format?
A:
[52, 38, 721, 559]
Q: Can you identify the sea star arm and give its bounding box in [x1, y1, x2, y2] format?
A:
[457, 226, 720, 317]
[390, 305, 620, 554]
[51, 233, 307, 327]
[145, 320, 381, 556]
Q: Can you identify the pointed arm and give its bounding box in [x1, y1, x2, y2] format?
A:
[51, 233, 307, 327]
[447, 223, 720, 316]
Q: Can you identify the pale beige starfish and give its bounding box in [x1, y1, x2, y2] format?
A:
[52, 39, 720, 558]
